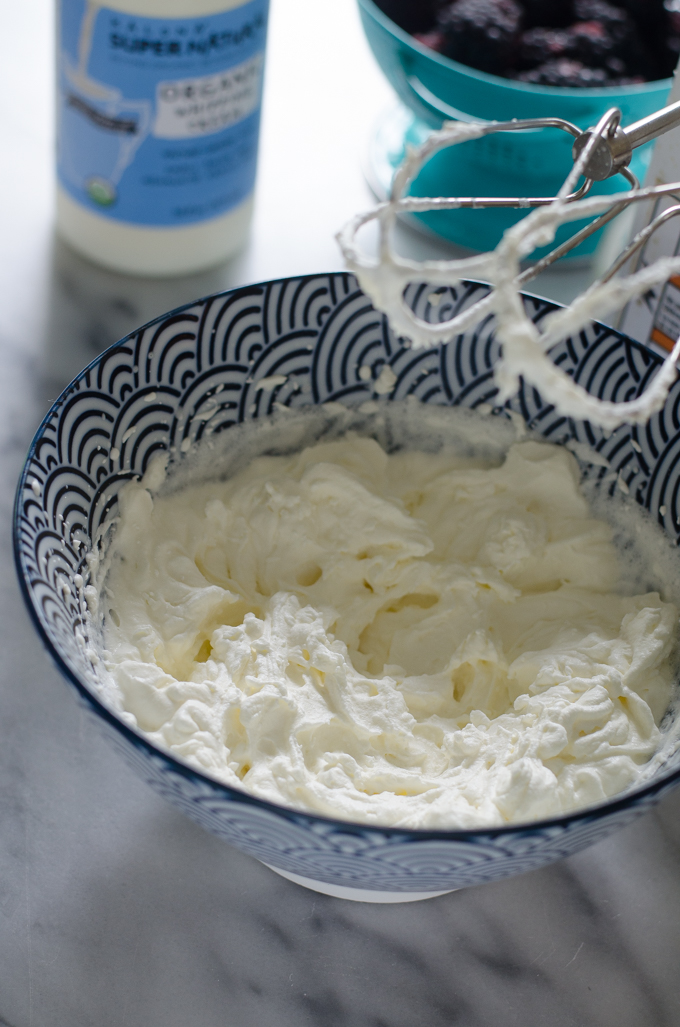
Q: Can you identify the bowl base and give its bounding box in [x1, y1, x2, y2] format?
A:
[262, 862, 456, 902]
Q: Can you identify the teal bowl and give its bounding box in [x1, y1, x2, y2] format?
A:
[358, 0, 672, 254]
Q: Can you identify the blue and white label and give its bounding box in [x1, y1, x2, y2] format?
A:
[57, 0, 269, 226]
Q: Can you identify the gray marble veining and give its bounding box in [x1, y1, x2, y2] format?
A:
[2, 598, 680, 1027]
[2, 1, 680, 1025]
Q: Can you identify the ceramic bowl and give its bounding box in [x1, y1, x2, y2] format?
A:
[14, 272, 680, 903]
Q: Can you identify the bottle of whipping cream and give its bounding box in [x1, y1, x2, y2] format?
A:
[56, 0, 269, 275]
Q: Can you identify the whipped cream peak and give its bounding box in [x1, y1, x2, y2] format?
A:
[100, 411, 678, 829]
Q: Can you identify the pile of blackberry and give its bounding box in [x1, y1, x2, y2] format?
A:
[377, 0, 680, 86]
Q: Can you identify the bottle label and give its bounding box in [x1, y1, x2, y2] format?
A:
[57, 0, 269, 227]
[619, 193, 680, 354]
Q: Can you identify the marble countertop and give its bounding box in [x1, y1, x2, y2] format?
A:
[2, 2, 680, 1025]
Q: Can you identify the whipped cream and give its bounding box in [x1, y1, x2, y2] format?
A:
[99, 411, 678, 829]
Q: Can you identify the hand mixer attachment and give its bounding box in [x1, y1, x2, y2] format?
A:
[338, 100, 680, 429]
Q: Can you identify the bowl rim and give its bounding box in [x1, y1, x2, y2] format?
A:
[14, 270, 680, 842]
[358, 0, 673, 100]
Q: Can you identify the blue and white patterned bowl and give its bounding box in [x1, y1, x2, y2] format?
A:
[14, 272, 680, 902]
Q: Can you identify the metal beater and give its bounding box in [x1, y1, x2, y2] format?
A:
[397, 99, 680, 287]
[337, 98, 680, 429]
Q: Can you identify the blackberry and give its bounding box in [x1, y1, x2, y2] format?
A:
[519, 20, 623, 71]
[572, 1, 655, 77]
[436, 0, 523, 74]
[518, 27, 571, 67]
[599, 54, 643, 82]
[569, 20, 614, 64]
[514, 57, 610, 85]
[607, 0, 673, 77]
[572, 0, 630, 39]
